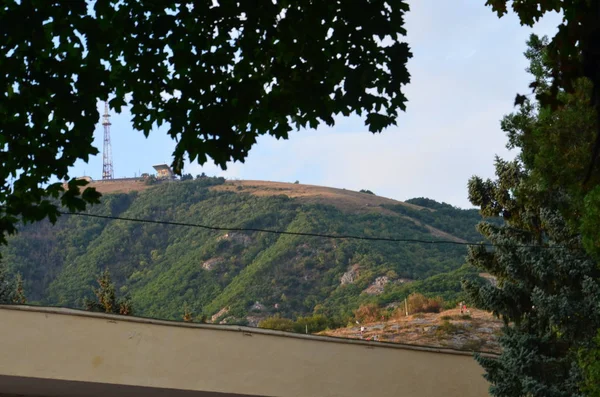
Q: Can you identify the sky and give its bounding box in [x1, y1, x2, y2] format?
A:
[68, 1, 562, 209]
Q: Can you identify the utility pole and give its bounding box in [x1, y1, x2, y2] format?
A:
[102, 102, 114, 179]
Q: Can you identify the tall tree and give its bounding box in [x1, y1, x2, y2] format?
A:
[0, 1, 412, 251]
[0, 264, 26, 304]
[0, 262, 11, 304]
[12, 273, 26, 304]
[465, 159, 600, 397]
[464, 35, 600, 397]
[485, 0, 600, 183]
[84, 268, 133, 315]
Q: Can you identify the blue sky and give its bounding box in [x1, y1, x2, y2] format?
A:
[69, 1, 562, 208]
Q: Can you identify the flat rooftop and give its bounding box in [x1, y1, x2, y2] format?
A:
[0, 305, 492, 396]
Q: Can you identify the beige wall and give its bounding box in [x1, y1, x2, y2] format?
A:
[0, 306, 492, 397]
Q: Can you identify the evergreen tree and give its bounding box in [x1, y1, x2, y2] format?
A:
[0, 263, 11, 304]
[465, 159, 600, 397]
[84, 268, 133, 316]
[464, 35, 600, 397]
[12, 273, 26, 304]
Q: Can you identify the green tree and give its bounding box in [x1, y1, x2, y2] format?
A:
[464, 36, 600, 397]
[0, 262, 11, 304]
[465, 159, 600, 397]
[485, 0, 600, 182]
[12, 273, 26, 304]
[84, 268, 133, 315]
[580, 331, 600, 397]
[0, 265, 27, 305]
[0, 1, 412, 253]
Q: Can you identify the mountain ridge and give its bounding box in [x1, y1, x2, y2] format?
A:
[1, 177, 488, 325]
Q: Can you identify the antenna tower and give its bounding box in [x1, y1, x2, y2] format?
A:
[102, 102, 114, 179]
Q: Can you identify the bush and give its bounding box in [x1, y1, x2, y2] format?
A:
[436, 320, 460, 335]
[359, 189, 375, 195]
[293, 314, 330, 333]
[406, 293, 444, 314]
[354, 303, 382, 323]
[144, 175, 158, 185]
[258, 315, 295, 332]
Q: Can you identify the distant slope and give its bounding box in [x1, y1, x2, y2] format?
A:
[1, 177, 489, 324]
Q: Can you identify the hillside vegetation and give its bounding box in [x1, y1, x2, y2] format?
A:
[1, 178, 491, 325]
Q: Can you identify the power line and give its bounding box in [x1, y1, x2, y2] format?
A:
[58, 211, 567, 249]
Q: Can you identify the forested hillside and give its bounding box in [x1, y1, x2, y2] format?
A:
[0, 178, 489, 325]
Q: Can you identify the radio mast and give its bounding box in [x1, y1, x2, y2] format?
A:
[102, 102, 114, 180]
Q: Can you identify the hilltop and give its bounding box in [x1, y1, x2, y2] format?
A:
[321, 308, 503, 354]
[2, 177, 492, 325]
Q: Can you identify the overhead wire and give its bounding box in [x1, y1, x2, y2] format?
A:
[58, 211, 568, 250]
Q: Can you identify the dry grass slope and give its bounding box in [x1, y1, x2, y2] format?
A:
[321, 308, 503, 354]
[87, 178, 466, 242]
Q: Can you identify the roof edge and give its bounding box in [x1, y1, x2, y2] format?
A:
[0, 304, 499, 358]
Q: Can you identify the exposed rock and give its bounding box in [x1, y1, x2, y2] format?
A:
[363, 276, 390, 295]
[217, 232, 251, 246]
[251, 301, 266, 312]
[246, 315, 267, 327]
[210, 307, 229, 323]
[340, 264, 360, 285]
[219, 316, 235, 325]
[201, 257, 223, 271]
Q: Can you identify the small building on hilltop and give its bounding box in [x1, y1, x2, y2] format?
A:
[152, 163, 175, 180]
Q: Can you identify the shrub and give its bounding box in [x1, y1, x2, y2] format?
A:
[354, 303, 382, 323]
[293, 314, 330, 334]
[359, 189, 375, 195]
[144, 175, 158, 185]
[406, 293, 444, 314]
[436, 320, 460, 335]
[258, 315, 295, 332]
[441, 315, 452, 321]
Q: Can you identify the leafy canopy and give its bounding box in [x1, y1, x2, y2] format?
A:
[485, 0, 600, 181]
[0, 0, 412, 247]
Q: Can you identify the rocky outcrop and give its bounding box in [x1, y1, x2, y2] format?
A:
[210, 307, 229, 323]
[340, 264, 360, 285]
[250, 301, 266, 312]
[363, 276, 390, 295]
[246, 315, 268, 327]
[217, 232, 251, 246]
[201, 257, 223, 271]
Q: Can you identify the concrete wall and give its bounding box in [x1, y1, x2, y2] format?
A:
[0, 306, 492, 397]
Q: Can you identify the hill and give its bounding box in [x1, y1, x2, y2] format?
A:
[320, 308, 503, 354]
[1, 177, 491, 325]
